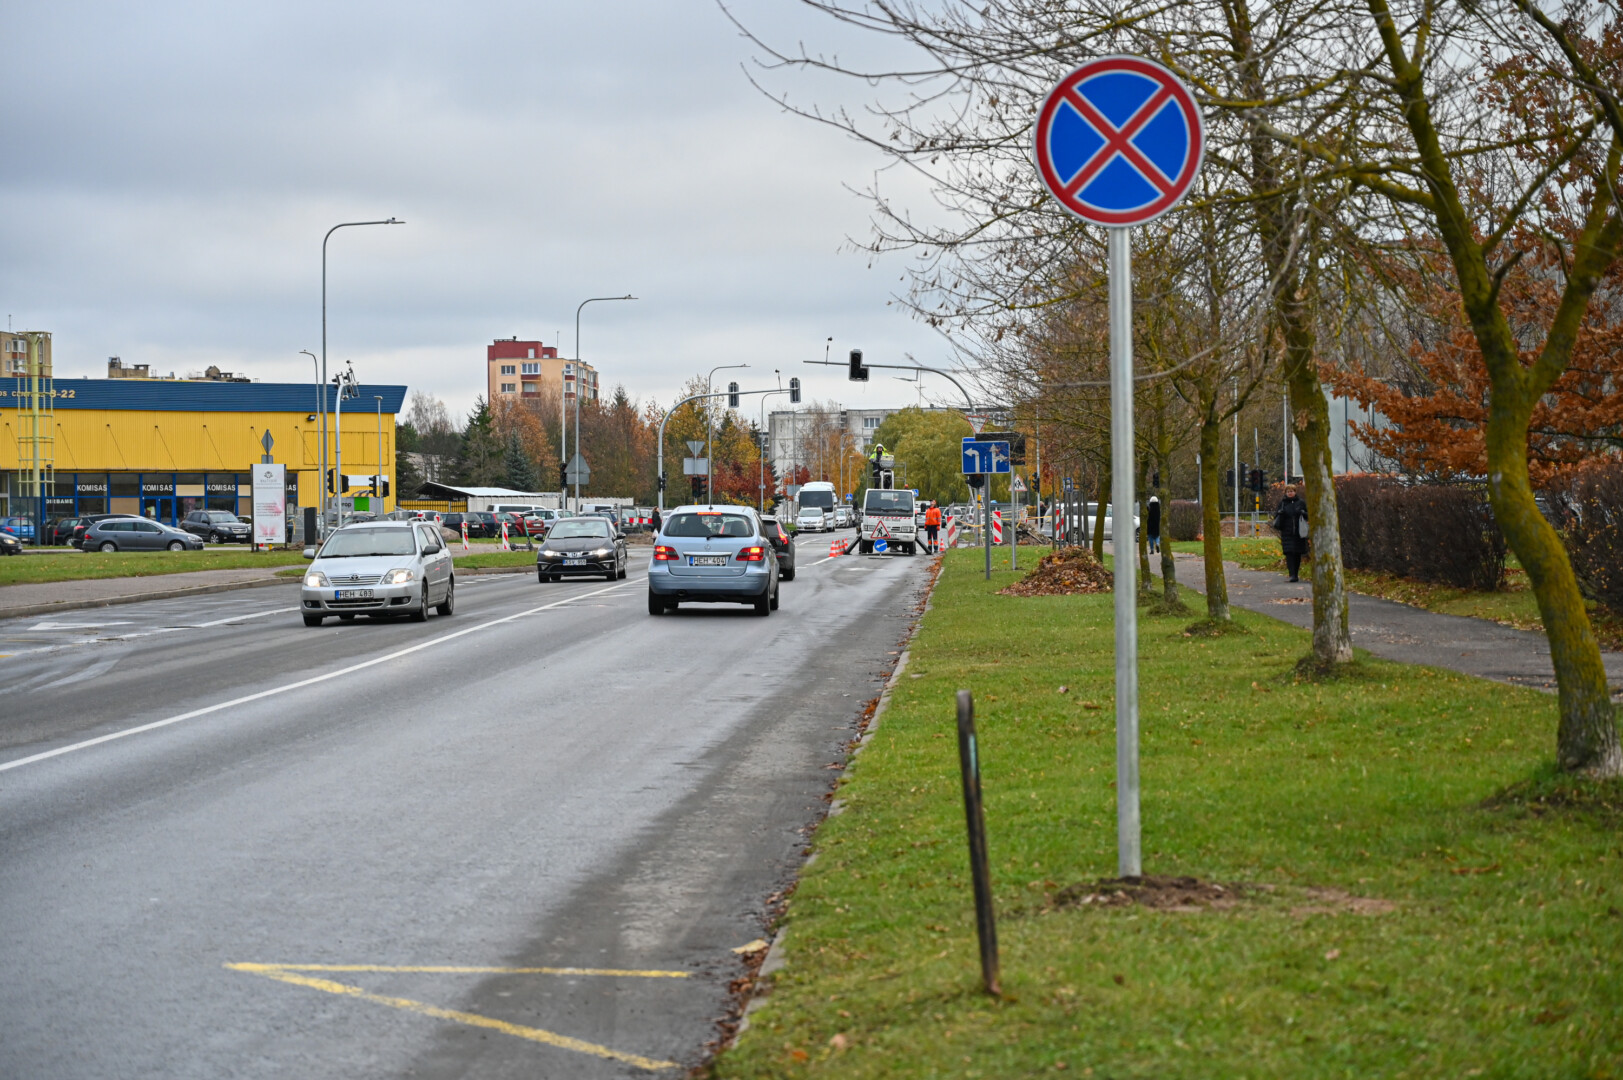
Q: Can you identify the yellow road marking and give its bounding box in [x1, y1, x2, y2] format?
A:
[229, 962, 688, 978]
[226, 964, 678, 1071]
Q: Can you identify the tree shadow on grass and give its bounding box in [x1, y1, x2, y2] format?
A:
[1481, 765, 1623, 822]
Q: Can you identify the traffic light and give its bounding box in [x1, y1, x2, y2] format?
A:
[658, 471, 667, 492]
[789, 377, 801, 403]
[966, 473, 985, 489]
[1152, 470, 1160, 488]
[1225, 468, 1235, 488]
[727, 381, 739, 408]
[375, 476, 389, 497]
[559, 462, 568, 490]
[848, 348, 869, 382]
[326, 468, 335, 494]
[1249, 468, 1265, 492]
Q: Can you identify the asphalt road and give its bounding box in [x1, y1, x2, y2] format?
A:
[0, 530, 930, 1078]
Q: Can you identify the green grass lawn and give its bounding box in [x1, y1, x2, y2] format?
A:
[0, 549, 310, 586]
[714, 548, 1622, 1079]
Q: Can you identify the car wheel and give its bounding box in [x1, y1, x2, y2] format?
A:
[167, 540, 185, 552]
[99, 541, 117, 553]
[647, 590, 665, 616]
[754, 590, 771, 616]
[769, 584, 780, 610]
[436, 577, 455, 616]
[606, 567, 617, 582]
[411, 585, 430, 622]
[303, 614, 324, 627]
[210, 532, 224, 544]
[537, 568, 547, 584]
[782, 568, 796, 581]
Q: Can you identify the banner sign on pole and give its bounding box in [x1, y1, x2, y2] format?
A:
[251, 464, 286, 548]
[1036, 54, 1203, 881]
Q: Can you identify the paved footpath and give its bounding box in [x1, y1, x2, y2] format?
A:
[1149, 549, 1623, 699]
[0, 566, 291, 621]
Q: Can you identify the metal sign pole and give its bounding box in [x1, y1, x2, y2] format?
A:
[982, 485, 992, 580]
[1108, 226, 1141, 879]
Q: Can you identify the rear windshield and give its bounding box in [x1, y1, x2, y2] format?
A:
[864, 490, 915, 514]
[320, 527, 417, 557]
[665, 512, 754, 538]
[549, 519, 611, 539]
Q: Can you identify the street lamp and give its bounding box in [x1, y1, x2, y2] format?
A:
[565, 295, 636, 512]
[706, 362, 748, 503]
[374, 395, 385, 514]
[758, 370, 786, 513]
[322, 218, 403, 530]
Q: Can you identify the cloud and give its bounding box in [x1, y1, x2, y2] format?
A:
[0, 0, 960, 416]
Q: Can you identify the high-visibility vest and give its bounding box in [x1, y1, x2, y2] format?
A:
[925, 507, 942, 527]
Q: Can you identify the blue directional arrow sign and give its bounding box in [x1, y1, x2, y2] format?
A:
[961, 439, 1012, 475]
[1034, 55, 1204, 227]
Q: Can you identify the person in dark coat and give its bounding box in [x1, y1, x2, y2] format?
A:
[1272, 484, 1309, 582]
[1146, 495, 1161, 554]
[650, 507, 662, 534]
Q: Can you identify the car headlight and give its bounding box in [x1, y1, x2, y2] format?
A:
[590, 547, 612, 558]
[539, 550, 560, 559]
[305, 571, 329, 588]
[381, 568, 416, 585]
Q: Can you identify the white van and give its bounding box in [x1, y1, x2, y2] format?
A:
[491, 503, 545, 516]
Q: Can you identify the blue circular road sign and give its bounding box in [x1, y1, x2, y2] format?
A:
[1035, 55, 1204, 226]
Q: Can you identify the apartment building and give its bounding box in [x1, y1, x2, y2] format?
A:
[486, 339, 598, 406]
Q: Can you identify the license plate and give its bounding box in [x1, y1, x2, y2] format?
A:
[689, 554, 728, 567]
[563, 558, 587, 566]
[334, 589, 373, 599]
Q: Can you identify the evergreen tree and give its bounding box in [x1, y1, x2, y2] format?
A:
[449, 398, 504, 487]
[502, 430, 539, 492]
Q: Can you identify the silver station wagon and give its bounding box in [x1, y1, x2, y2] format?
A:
[647, 504, 780, 616]
[301, 521, 454, 627]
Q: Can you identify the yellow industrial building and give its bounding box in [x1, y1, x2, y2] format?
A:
[2, 342, 405, 536]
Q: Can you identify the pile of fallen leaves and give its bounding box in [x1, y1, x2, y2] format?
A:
[998, 545, 1114, 596]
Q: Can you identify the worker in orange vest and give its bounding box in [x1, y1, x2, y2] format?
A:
[924, 502, 943, 553]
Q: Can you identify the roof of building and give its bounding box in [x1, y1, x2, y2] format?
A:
[416, 482, 556, 498]
[1, 378, 407, 413]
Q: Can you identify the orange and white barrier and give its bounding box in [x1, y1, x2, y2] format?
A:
[499, 521, 512, 551]
[991, 510, 1003, 544]
[829, 537, 850, 557]
[944, 514, 959, 550]
[460, 520, 470, 552]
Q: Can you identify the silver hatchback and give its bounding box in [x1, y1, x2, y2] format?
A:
[300, 521, 454, 626]
[647, 504, 779, 616]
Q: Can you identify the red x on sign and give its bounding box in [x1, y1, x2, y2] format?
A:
[1034, 56, 1204, 227]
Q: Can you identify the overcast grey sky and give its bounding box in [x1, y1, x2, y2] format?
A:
[1, 1, 955, 419]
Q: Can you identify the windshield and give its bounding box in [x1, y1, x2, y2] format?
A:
[549, 519, 611, 539]
[864, 490, 915, 514]
[319, 527, 418, 558]
[799, 490, 836, 510]
[798, 508, 823, 518]
[665, 512, 754, 538]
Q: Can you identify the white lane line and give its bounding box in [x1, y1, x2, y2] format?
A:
[0, 581, 632, 775]
[172, 606, 302, 629]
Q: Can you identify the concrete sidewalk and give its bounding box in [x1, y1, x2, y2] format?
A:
[0, 567, 297, 621]
[1149, 549, 1623, 699]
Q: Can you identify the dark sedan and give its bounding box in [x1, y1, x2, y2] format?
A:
[536, 516, 627, 582]
[0, 529, 20, 556]
[441, 512, 495, 539]
[760, 515, 796, 581]
[180, 509, 252, 544]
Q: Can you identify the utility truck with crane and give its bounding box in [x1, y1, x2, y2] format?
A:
[856, 444, 917, 554]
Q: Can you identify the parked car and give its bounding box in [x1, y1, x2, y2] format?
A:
[70, 513, 137, 548]
[491, 511, 532, 539]
[81, 517, 205, 552]
[647, 504, 780, 616]
[47, 517, 89, 545]
[1, 515, 37, 541]
[180, 509, 252, 544]
[300, 520, 455, 626]
[521, 508, 560, 535]
[536, 515, 628, 582]
[795, 506, 828, 533]
[0, 528, 21, 555]
[440, 512, 491, 539]
[760, 515, 796, 581]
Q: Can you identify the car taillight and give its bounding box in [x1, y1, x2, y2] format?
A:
[736, 545, 766, 562]
[653, 545, 679, 561]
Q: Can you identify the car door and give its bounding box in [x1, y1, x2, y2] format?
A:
[417, 525, 450, 600]
[130, 520, 164, 550]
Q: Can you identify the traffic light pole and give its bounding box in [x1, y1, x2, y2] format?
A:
[803, 358, 977, 413]
[656, 386, 788, 511]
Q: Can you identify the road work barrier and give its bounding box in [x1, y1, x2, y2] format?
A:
[829, 537, 850, 557]
[460, 520, 470, 552]
[991, 510, 1003, 544]
[499, 522, 512, 551]
[944, 514, 959, 551]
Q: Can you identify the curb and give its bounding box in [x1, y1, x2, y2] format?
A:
[0, 575, 294, 621]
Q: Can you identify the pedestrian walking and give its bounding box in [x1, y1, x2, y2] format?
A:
[1146, 495, 1161, 554]
[651, 507, 662, 534]
[1271, 484, 1309, 583]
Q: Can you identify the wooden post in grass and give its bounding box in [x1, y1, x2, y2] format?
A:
[955, 690, 1001, 996]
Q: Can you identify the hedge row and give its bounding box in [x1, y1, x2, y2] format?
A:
[1549, 461, 1623, 618]
[1335, 475, 1506, 590]
[1166, 499, 1202, 542]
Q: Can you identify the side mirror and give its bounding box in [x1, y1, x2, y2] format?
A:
[303, 546, 317, 559]
[617, 530, 627, 539]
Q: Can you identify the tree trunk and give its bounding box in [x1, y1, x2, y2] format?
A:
[1137, 457, 1153, 590]
[1092, 462, 1110, 563]
[1284, 357, 1354, 666]
[1197, 416, 1229, 622]
[1156, 448, 1179, 605]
